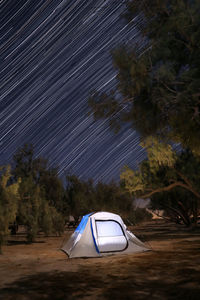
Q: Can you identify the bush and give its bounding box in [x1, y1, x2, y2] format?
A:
[51, 207, 65, 236]
[129, 208, 152, 225]
[0, 169, 18, 253]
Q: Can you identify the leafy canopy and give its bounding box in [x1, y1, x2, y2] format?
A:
[89, 0, 200, 154]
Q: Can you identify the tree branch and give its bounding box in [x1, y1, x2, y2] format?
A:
[175, 170, 200, 199]
[140, 181, 200, 199]
[161, 81, 177, 94]
[175, 170, 193, 189]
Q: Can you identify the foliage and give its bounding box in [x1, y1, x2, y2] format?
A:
[39, 169, 66, 214]
[88, 0, 200, 154]
[121, 140, 200, 227]
[12, 144, 66, 241]
[94, 181, 133, 218]
[0, 166, 19, 253]
[65, 175, 133, 220]
[18, 177, 42, 242]
[65, 175, 94, 219]
[13, 143, 66, 213]
[39, 205, 64, 237]
[17, 175, 64, 242]
[1, 144, 65, 244]
[50, 207, 65, 236]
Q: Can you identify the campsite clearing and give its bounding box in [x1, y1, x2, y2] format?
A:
[0, 221, 200, 299]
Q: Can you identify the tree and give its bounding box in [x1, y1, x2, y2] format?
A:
[12, 144, 65, 241]
[13, 143, 35, 180]
[13, 143, 66, 214]
[65, 175, 95, 220]
[120, 139, 200, 227]
[88, 0, 200, 154]
[150, 188, 198, 226]
[13, 143, 51, 183]
[17, 175, 65, 242]
[0, 166, 19, 253]
[95, 181, 133, 218]
[39, 168, 66, 214]
[65, 174, 133, 221]
[0, 145, 66, 249]
[17, 176, 47, 242]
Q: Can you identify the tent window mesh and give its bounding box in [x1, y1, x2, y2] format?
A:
[96, 221, 124, 237]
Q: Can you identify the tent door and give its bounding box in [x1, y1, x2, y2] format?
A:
[95, 220, 128, 252]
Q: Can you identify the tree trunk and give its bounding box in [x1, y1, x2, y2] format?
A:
[141, 179, 200, 227]
[163, 204, 191, 227]
[192, 199, 198, 225]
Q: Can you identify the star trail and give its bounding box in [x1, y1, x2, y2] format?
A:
[0, 0, 146, 183]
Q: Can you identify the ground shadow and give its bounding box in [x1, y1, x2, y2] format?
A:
[0, 271, 102, 300]
[133, 222, 200, 242]
[1, 251, 200, 300]
[7, 240, 45, 246]
[1, 222, 200, 299]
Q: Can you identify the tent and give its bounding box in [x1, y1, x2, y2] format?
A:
[61, 212, 150, 258]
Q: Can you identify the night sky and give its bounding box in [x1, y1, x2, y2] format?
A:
[0, 0, 146, 183]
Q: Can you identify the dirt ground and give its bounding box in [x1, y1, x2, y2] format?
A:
[0, 221, 200, 300]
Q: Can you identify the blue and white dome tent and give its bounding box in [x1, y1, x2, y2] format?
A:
[61, 212, 150, 258]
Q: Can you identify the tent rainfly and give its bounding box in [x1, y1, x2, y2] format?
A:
[61, 212, 150, 258]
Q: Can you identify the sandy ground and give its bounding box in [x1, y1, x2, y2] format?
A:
[0, 221, 200, 300]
